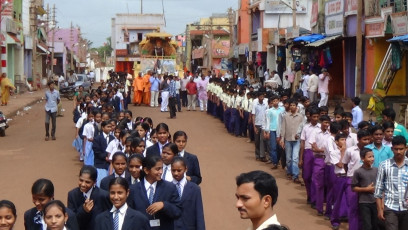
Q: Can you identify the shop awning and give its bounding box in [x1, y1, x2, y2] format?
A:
[387, 34, 408, 43]
[7, 33, 21, 44]
[305, 35, 342, 47]
[37, 43, 50, 54]
[293, 34, 325, 43]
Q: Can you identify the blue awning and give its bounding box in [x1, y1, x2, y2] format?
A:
[293, 34, 326, 43]
[387, 34, 408, 43]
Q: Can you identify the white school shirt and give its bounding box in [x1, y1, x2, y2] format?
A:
[342, 146, 362, 177]
[110, 203, 128, 230]
[82, 122, 95, 139]
[346, 133, 358, 148]
[107, 139, 120, 160]
[309, 129, 330, 156]
[241, 97, 248, 112]
[326, 136, 346, 174]
[162, 164, 173, 182]
[301, 123, 321, 150]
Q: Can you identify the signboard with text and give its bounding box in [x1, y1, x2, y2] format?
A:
[265, 0, 307, 14]
[344, 0, 358, 16]
[365, 22, 385, 38]
[325, 0, 344, 36]
[390, 12, 408, 36]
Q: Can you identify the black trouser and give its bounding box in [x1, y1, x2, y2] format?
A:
[176, 93, 181, 112]
[45, 110, 57, 137]
[359, 203, 378, 230]
[384, 207, 408, 230]
[169, 97, 177, 118]
[180, 90, 187, 107]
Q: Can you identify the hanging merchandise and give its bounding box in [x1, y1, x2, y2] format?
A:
[390, 43, 402, 71]
[319, 50, 326, 68]
[292, 48, 302, 63]
[324, 47, 333, 65]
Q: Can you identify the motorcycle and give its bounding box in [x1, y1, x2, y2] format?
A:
[0, 111, 9, 137]
[59, 83, 76, 100]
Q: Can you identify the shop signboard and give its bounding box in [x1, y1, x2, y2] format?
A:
[192, 48, 204, 59]
[325, 0, 344, 36]
[365, 18, 385, 38]
[238, 43, 248, 55]
[344, 0, 358, 16]
[310, 0, 319, 27]
[390, 12, 408, 36]
[265, 0, 307, 14]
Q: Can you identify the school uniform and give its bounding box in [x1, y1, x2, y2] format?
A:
[128, 179, 182, 230]
[93, 132, 115, 186]
[100, 172, 132, 191]
[67, 186, 111, 230]
[24, 207, 79, 230]
[180, 150, 202, 185]
[173, 178, 205, 230]
[146, 142, 168, 158]
[95, 203, 150, 230]
[82, 121, 95, 165]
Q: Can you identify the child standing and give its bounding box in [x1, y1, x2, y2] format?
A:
[382, 121, 394, 147]
[171, 157, 205, 230]
[365, 125, 393, 168]
[264, 95, 284, 169]
[93, 120, 114, 187]
[351, 148, 378, 230]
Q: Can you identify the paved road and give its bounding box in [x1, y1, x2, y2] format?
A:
[0, 99, 347, 229]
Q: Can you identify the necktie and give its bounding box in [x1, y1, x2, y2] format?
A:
[148, 185, 154, 205]
[34, 211, 42, 225]
[162, 166, 167, 180]
[176, 182, 182, 198]
[84, 194, 88, 200]
[113, 209, 120, 230]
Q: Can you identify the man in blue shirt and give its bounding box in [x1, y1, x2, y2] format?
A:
[149, 73, 161, 107]
[351, 97, 363, 130]
[44, 81, 60, 141]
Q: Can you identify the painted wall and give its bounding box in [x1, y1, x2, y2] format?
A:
[238, 0, 250, 44]
[364, 37, 407, 96]
[343, 38, 356, 97]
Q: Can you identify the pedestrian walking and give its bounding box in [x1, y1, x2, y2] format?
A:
[168, 75, 177, 118]
[252, 92, 268, 162]
[186, 77, 197, 111]
[45, 81, 60, 141]
[197, 75, 208, 112]
[0, 73, 15, 106]
[160, 75, 170, 112]
[149, 73, 160, 107]
[318, 68, 330, 107]
[307, 70, 318, 103]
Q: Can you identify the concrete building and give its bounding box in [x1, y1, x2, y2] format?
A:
[111, 13, 165, 74]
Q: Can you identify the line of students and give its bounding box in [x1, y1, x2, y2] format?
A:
[206, 79, 408, 230]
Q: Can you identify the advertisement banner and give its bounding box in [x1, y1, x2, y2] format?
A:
[345, 0, 358, 16]
[390, 12, 408, 36]
[212, 40, 230, 58]
[265, 0, 307, 14]
[325, 14, 344, 35]
[310, 0, 319, 27]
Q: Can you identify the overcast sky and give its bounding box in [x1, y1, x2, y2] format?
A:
[44, 0, 238, 47]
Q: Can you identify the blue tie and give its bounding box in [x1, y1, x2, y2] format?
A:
[162, 166, 167, 180]
[176, 182, 182, 198]
[34, 211, 42, 225]
[113, 209, 119, 230]
[148, 185, 154, 205]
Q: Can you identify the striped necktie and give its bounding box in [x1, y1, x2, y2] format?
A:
[148, 185, 154, 205]
[162, 166, 167, 180]
[34, 211, 42, 225]
[113, 209, 120, 230]
[176, 182, 182, 198]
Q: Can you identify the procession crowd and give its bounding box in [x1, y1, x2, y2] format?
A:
[1, 67, 408, 230]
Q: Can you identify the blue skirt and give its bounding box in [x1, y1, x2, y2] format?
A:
[72, 136, 83, 153]
[84, 141, 94, 166]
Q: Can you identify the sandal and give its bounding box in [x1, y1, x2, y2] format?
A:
[45, 136, 49, 141]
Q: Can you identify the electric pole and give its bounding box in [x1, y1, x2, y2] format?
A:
[355, 0, 362, 96]
[70, 21, 74, 73]
[50, 4, 56, 78]
[30, 1, 37, 88]
[141, 0, 143, 14]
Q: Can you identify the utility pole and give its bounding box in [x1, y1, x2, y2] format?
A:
[30, 1, 38, 87]
[292, 0, 296, 28]
[140, 0, 143, 14]
[70, 22, 74, 73]
[50, 4, 56, 78]
[209, 16, 213, 71]
[355, 0, 362, 96]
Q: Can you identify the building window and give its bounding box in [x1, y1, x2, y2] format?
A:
[138, 33, 143, 41]
[380, 0, 407, 12]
